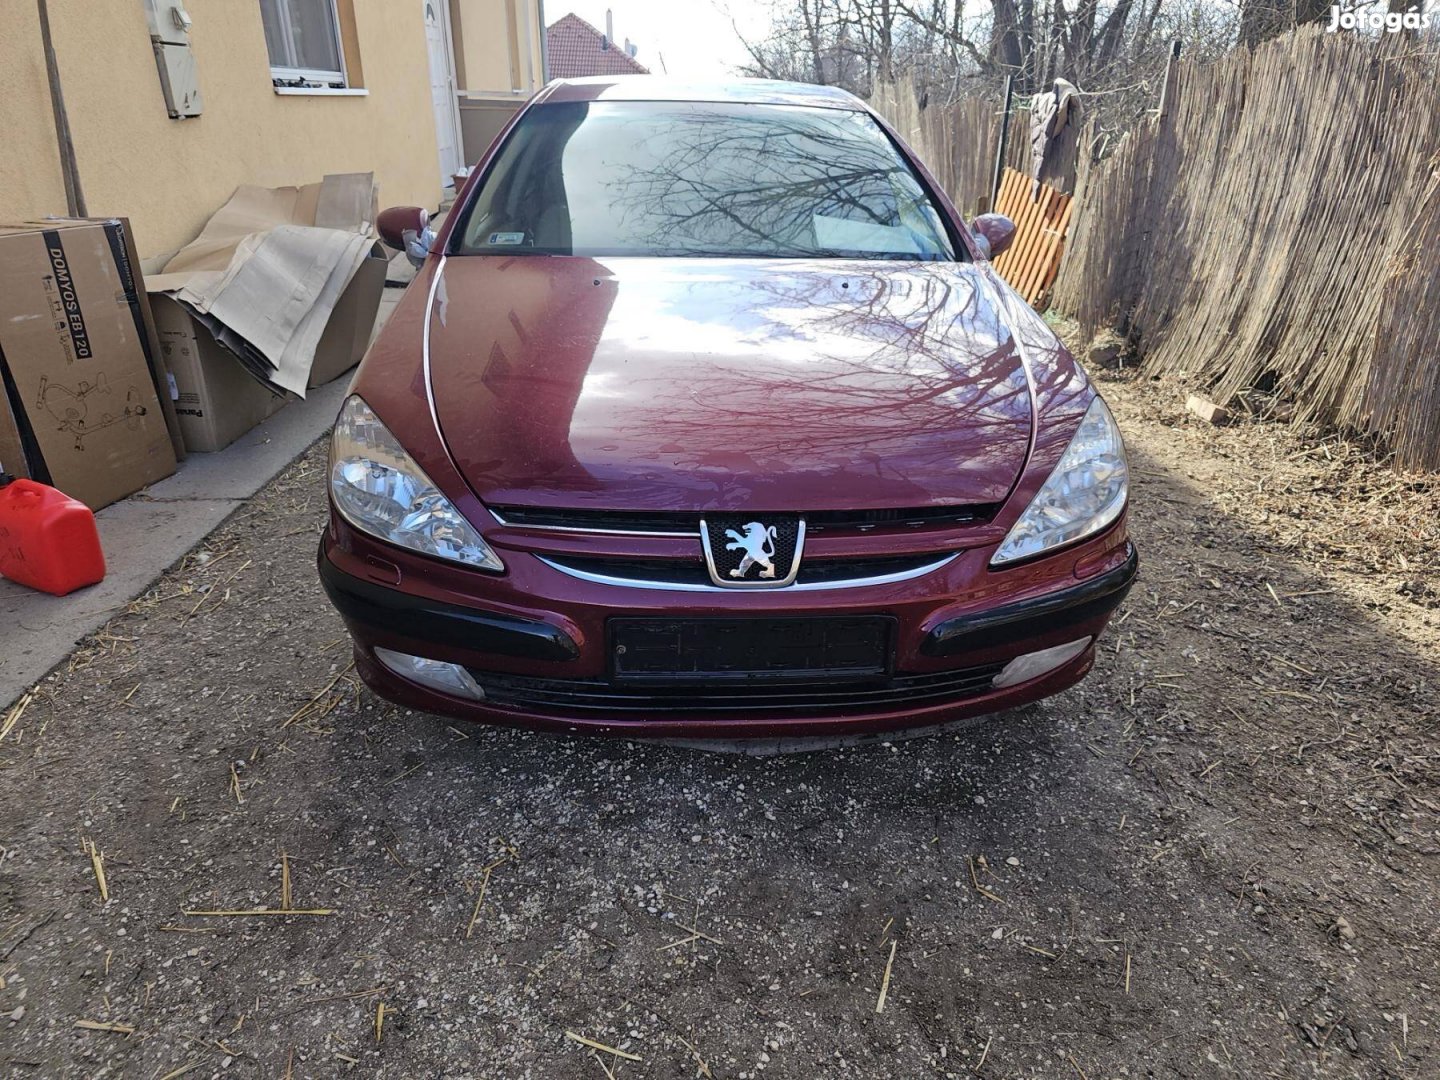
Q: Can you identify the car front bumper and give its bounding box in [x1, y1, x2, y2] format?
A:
[318, 520, 1137, 739]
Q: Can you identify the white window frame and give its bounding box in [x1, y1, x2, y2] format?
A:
[264, 0, 349, 89]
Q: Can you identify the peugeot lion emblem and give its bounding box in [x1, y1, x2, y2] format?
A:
[725, 522, 778, 579]
[700, 515, 806, 589]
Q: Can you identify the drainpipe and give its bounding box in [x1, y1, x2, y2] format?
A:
[537, 0, 549, 82]
[37, 0, 86, 217]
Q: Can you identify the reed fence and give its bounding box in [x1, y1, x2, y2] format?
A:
[874, 32, 1440, 470]
[1052, 28, 1440, 471]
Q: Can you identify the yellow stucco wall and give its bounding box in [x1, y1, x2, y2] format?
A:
[455, 0, 544, 95]
[0, 6, 69, 222]
[0, 1, 445, 258]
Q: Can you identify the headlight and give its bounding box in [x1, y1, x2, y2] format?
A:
[991, 396, 1128, 566]
[329, 395, 504, 571]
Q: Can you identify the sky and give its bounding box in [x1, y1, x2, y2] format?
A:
[553, 0, 778, 79]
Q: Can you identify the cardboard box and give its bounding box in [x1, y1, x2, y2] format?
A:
[5, 217, 187, 467]
[146, 175, 383, 396]
[0, 220, 177, 510]
[0, 383, 28, 481]
[147, 240, 381, 453]
[151, 295, 286, 453]
[111, 217, 187, 465]
[306, 241, 387, 388]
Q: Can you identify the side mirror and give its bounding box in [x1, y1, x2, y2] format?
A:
[377, 206, 434, 268]
[971, 213, 1016, 259]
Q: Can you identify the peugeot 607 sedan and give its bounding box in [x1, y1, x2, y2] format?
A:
[318, 76, 1136, 742]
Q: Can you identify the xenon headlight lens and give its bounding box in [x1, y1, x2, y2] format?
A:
[329, 395, 503, 571]
[992, 396, 1128, 566]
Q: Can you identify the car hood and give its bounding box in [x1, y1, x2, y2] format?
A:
[427, 256, 1032, 511]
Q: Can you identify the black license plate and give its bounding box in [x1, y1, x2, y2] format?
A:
[609, 617, 893, 684]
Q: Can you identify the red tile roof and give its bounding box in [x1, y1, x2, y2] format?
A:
[546, 13, 650, 79]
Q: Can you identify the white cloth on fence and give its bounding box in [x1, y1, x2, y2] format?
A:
[1030, 79, 1080, 197]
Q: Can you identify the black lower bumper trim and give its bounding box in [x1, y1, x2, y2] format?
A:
[318, 544, 579, 662]
[923, 544, 1139, 657]
[469, 662, 1008, 715]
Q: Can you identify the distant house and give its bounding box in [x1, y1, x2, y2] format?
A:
[546, 13, 649, 79]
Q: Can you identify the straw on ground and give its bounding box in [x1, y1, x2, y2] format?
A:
[565, 1031, 643, 1062]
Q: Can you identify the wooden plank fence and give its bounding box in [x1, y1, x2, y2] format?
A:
[992, 167, 1073, 307]
[870, 81, 1032, 217]
[870, 85, 1076, 306]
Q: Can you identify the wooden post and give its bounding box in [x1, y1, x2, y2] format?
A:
[37, 0, 86, 217]
[990, 75, 1015, 209]
[1157, 38, 1183, 125]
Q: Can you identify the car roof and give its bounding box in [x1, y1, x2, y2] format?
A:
[535, 76, 869, 111]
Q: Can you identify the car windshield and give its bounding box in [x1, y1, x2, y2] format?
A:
[457, 100, 958, 260]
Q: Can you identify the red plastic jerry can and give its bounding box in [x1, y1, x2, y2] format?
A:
[0, 476, 107, 597]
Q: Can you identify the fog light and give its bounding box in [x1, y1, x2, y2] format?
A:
[991, 637, 1092, 689]
[374, 647, 486, 701]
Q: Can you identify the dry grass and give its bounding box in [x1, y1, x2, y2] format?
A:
[564, 1031, 643, 1062]
[82, 838, 108, 902]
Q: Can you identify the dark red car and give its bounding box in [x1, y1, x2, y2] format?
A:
[319, 77, 1135, 741]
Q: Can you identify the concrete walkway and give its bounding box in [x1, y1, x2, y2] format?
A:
[0, 281, 406, 709]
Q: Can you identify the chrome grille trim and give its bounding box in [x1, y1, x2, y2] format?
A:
[488, 507, 696, 538]
[488, 505, 996, 536]
[536, 552, 959, 592]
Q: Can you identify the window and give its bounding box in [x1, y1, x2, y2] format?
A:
[457, 102, 959, 261]
[260, 0, 347, 88]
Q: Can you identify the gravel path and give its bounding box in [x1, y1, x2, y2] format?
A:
[0, 369, 1436, 1078]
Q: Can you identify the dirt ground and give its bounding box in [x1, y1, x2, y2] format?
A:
[1, 366, 1437, 1079]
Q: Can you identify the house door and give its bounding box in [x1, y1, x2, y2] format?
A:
[424, 0, 464, 187]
